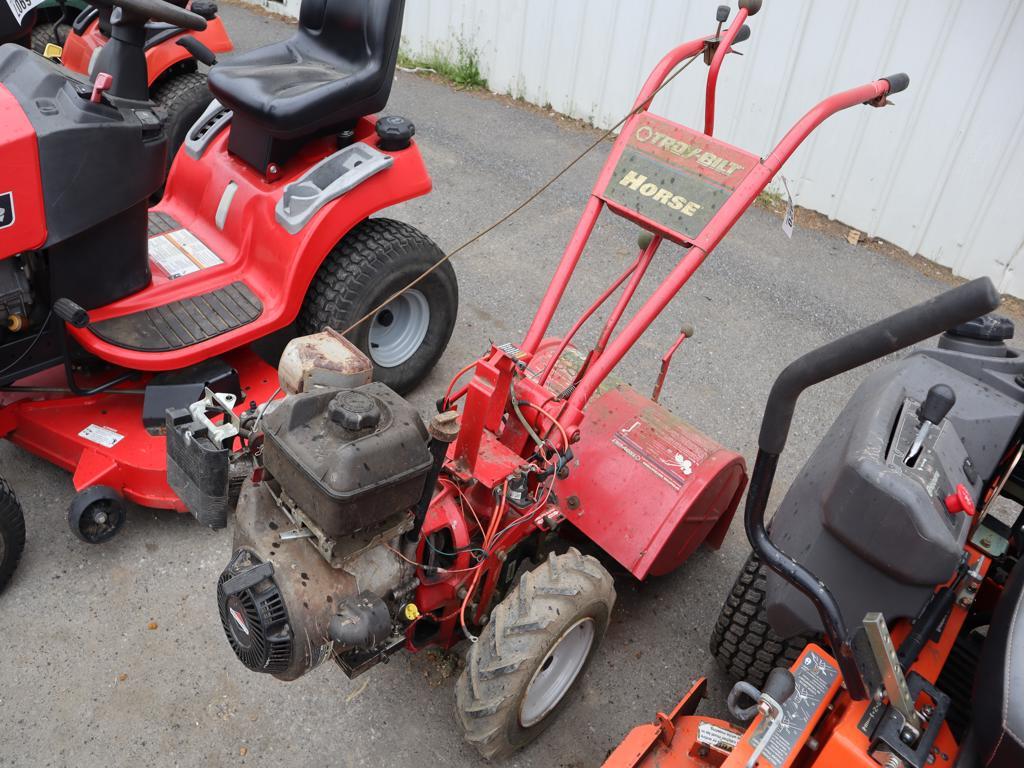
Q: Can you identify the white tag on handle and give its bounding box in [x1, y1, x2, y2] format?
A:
[5, 0, 45, 25]
[780, 175, 795, 239]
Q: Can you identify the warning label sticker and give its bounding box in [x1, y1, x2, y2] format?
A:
[697, 721, 741, 752]
[149, 229, 222, 279]
[748, 649, 839, 768]
[612, 413, 710, 491]
[79, 424, 125, 448]
[5, 0, 45, 25]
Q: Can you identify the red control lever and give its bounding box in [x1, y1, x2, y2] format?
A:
[90, 72, 113, 104]
[944, 483, 976, 516]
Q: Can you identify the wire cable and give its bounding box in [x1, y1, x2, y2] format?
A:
[338, 52, 704, 339]
[0, 310, 52, 379]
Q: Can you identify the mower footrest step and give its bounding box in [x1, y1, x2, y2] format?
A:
[91, 282, 263, 352]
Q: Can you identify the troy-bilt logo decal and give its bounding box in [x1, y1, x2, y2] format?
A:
[633, 124, 745, 177]
[229, 606, 250, 635]
[601, 114, 759, 242]
[0, 192, 14, 230]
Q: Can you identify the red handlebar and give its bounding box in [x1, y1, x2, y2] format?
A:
[704, 8, 750, 135]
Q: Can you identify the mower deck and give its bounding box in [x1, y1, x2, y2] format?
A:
[0, 348, 279, 510]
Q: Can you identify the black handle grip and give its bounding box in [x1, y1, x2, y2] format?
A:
[758, 277, 999, 454]
[738, 0, 762, 15]
[733, 24, 751, 44]
[883, 72, 910, 95]
[53, 297, 90, 328]
[763, 667, 796, 706]
[177, 35, 216, 66]
[716, 4, 730, 22]
[918, 383, 956, 425]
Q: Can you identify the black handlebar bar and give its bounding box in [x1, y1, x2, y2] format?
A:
[95, 0, 207, 31]
[883, 72, 910, 95]
[745, 277, 1000, 700]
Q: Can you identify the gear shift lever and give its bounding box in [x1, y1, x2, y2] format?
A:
[906, 384, 956, 464]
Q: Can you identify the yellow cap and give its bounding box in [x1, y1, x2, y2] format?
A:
[42, 43, 63, 61]
[402, 603, 420, 621]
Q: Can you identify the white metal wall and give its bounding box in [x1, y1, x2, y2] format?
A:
[257, 0, 1024, 296]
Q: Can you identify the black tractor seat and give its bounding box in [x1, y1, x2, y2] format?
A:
[207, 0, 404, 173]
[971, 560, 1024, 768]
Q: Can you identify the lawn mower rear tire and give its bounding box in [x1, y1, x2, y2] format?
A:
[299, 217, 457, 395]
[455, 548, 615, 760]
[151, 70, 213, 191]
[709, 551, 813, 688]
[30, 23, 55, 53]
[0, 477, 26, 594]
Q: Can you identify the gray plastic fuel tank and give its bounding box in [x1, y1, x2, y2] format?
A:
[766, 320, 1024, 638]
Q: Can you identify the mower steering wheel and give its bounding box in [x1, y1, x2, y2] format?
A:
[92, 0, 207, 31]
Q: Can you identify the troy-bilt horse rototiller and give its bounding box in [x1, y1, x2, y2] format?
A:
[604, 277, 1022, 768]
[197, 0, 912, 759]
[0, 0, 458, 588]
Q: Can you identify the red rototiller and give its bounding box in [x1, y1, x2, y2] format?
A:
[187, 0, 913, 759]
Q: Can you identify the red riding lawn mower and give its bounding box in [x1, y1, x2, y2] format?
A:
[192, 0, 920, 760]
[605, 276, 1023, 768]
[1, 0, 234, 176]
[0, 0, 457, 586]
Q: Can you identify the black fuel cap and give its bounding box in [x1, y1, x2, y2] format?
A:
[190, 0, 218, 19]
[376, 115, 415, 151]
[328, 390, 381, 431]
[948, 314, 1014, 341]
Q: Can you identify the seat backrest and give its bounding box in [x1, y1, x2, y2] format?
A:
[973, 560, 1024, 768]
[297, 0, 402, 70]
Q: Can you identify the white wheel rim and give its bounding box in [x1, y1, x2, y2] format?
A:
[519, 617, 596, 728]
[367, 289, 430, 368]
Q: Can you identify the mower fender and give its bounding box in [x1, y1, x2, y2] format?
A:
[143, 17, 233, 86]
[59, 21, 102, 76]
[72, 117, 432, 371]
[555, 384, 747, 580]
[61, 17, 234, 85]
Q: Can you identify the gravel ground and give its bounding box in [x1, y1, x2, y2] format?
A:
[0, 4, 1007, 767]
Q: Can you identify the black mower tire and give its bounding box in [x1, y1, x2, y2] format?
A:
[709, 551, 813, 688]
[455, 548, 616, 761]
[30, 24, 54, 53]
[150, 70, 212, 183]
[299, 218, 457, 395]
[0, 477, 26, 594]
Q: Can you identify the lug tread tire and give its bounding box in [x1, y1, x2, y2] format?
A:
[299, 218, 457, 394]
[30, 24, 54, 53]
[709, 551, 812, 687]
[0, 477, 26, 593]
[150, 70, 212, 183]
[455, 548, 615, 760]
